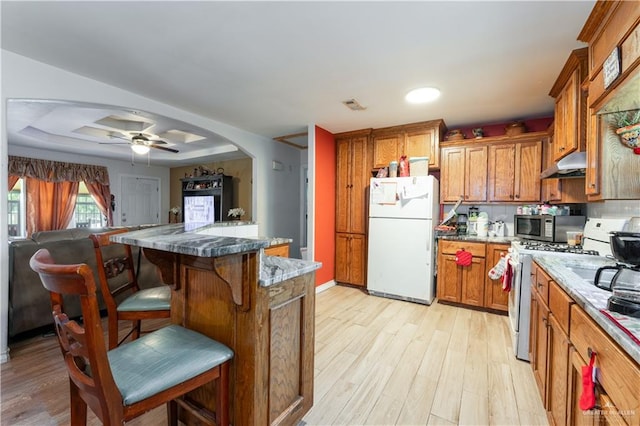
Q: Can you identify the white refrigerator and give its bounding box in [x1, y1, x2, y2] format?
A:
[367, 176, 439, 304]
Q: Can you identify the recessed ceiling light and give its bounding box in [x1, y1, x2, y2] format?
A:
[405, 87, 441, 104]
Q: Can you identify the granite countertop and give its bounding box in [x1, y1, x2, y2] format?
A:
[260, 254, 322, 287]
[111, 223, 321, 287]
[110, 223, 269, 257]
[438, 235, 517, 244]
[534, 255, 640, 365]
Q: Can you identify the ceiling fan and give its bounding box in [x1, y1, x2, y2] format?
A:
[100, 132, 179, 154]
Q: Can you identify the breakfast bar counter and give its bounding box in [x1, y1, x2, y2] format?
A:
[111, 224, 321, 426]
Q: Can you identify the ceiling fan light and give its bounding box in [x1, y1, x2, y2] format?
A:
[131, 144, 150, 155]
[405, 87, 441, 104]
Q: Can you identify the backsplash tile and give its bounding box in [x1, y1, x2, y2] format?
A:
[587, 200, 640, 219]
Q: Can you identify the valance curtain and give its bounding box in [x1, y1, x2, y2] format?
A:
[8, 156, 113, 234]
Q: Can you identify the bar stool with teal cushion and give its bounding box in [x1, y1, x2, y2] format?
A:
[90, 229, 171, 349]
[30, 248, 233, 425]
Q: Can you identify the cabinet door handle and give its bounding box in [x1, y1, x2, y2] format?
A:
[515, 194, 520, 199]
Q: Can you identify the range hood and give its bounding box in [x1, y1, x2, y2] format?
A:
[540, 151, 586, 179]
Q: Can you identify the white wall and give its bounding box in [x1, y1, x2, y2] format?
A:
[1, 50, 302, 362]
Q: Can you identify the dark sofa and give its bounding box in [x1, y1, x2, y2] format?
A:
[8, 226, 163, 338]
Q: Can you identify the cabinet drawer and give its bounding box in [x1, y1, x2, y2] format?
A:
[534, 264, 551, 306]
[264, 244, 289, 258]
[439, 240, 486, 257]
[570, 305, 640, 425]
[549, 280, 573, 335]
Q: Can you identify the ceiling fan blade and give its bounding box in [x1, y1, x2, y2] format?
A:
[150, 145, 179, 153]
[146, 139, 168, 145]
[98, 142, 130, 145]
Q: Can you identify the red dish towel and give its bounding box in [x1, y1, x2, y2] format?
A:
[455, 249, 473, 267]
[502, 255, 513, 292]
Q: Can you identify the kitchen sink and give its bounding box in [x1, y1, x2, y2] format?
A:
[566, 265, 616, 288]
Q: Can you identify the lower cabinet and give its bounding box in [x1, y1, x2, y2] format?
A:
[436, 240, 487, 307]
[437, 240, 510, 312]
[335, 233, 366, 287]
[529, 284, 550, 402]
[485, 243, 510, 311]
[531, 261, 640, 426]
[264, 243, 290, 258]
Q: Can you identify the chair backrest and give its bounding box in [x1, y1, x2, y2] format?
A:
[89, 229, 139, 314]
[29, 248, 123, 423]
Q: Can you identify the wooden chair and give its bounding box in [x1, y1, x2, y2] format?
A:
[90, 229, 171, 349]
[30, 248, 233, 426]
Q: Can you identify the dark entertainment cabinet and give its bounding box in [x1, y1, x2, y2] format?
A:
[181, 174, 233, 223]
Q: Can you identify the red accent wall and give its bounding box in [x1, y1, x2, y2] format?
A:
[313, 126, 336, 286]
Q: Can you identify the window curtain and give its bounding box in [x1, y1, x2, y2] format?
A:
[85, 182, 113, 225]
[8, 175, 19, 191]
[26, 178, 79, 235]
[9, 156, 113, 233]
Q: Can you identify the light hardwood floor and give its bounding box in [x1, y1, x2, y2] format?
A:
[1, 285, 547, 425]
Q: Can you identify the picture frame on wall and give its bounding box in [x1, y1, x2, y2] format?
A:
[186, 181, 194, 190]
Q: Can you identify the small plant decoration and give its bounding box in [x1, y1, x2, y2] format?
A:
[609, 109, 640, 128]
[228, 207, 245, 219]
[608, 109, 640, 155]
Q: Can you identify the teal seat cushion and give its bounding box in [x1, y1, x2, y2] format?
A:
[108, 324, 233, 406]
[117, 286, 171, 312]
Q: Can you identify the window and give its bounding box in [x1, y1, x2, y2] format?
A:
[7, 180, 105, 236]
[73, 182, 105, 228]
[8, 178, 24, 237]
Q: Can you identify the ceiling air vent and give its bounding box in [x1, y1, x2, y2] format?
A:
[342, 98, 367, 111]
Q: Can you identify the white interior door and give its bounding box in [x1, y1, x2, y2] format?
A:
[120, 176, 160, 226]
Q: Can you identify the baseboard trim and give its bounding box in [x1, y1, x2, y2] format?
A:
[315, 280, 336, 294]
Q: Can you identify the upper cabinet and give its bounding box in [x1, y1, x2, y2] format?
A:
[371, 120, 445, 170]
[440, 144, 487, 203]
[578, 1, 640, 200]
[579, 1, 640, 109]
[336, 130, 371, 234]
[441, 132, 547, 204]
[487, 140, 542, 202]
[549, 48, 588, 162]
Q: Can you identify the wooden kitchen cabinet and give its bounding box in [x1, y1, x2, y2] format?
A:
[436, 240, 486, 307]
[549, 48, 588, 162]
[264, 243, 289, 258]
[570, 305, 640, 426]
[336, 131, 370, 234]
[335, 233, 366, 287]
[335, 130, 370, 288]
[529, 280, 550, 402]
[487, 139, 542, 202]
[371, 120, 445, 170]
[531, 260, 640, 426]
[484, 243, 509, 312]
[579, 1, 640, 201]
[440, 145, 487, 203]
[579, 1, 640, 109]
[541, 129, 587, 204]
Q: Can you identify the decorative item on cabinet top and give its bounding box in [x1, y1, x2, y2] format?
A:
[446, 129, 465, 141]
[505, 121, 526, 136]
[608, 109, 640, 154]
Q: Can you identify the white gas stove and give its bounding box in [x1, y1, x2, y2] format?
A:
[508, 217, 628, 361]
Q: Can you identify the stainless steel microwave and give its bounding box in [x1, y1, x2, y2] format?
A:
[514, 215, 586, 242]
